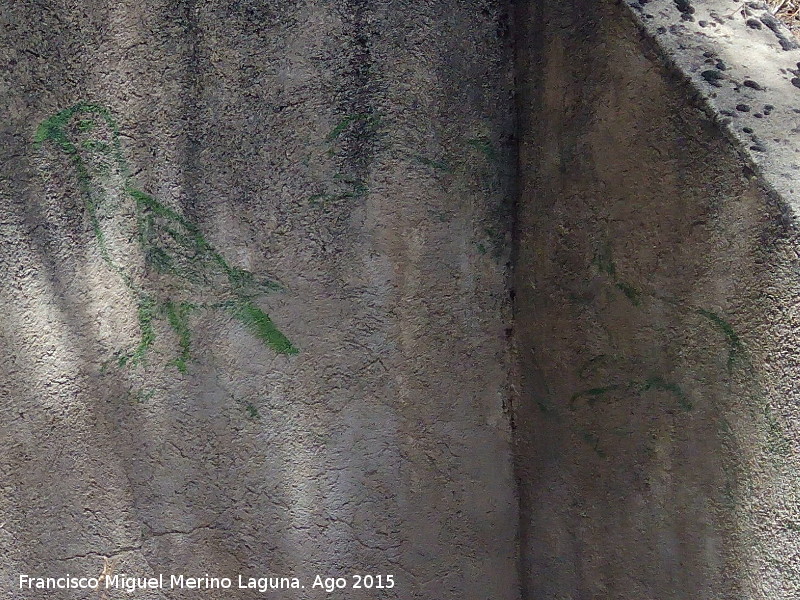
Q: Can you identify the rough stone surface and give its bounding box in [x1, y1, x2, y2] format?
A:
[513, 0, 800, 598]
[0, 2, 518, 599]
[627, 0, 800, 208]
[8, 1, 800, 599]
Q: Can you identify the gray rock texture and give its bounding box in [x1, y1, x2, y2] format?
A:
[6, 0, 800, 599]
[513, 0, 800, 598]
[0, 1, 518, 599]
[627, 0, 800, 208]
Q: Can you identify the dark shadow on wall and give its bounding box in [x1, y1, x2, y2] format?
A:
[509, 0, 789, 598]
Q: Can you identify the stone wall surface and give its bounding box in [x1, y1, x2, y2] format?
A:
[6, 1, 800, 599]
[513, 0, 800, 598]
[0, 2, 518, 599]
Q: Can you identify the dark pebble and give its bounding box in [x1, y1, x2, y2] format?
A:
[702, 69, 724, 86]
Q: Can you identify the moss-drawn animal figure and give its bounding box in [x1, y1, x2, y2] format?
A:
[34, 102, 298, 372]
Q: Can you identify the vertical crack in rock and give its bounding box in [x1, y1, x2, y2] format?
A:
[178, 0, 211, 224]
[332, 0, 386, 195]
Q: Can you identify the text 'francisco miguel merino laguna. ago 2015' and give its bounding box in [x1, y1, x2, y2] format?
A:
[18, 572, 397, 594]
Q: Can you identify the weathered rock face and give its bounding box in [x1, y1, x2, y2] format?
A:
[0, 1, 518, 598]
[513, 1, 800, 598]
[6, 1, 800, 598]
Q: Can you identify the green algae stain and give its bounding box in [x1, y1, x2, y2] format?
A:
[325, 114, 364, 143]
[569, 385, 621, 409]
[233, 301, 298, 356]
[467, 136, 497, 162]
[165, 301, 196, 373]
[697, 308, 744, 369]
[615, 281, 642, 306]
[245, 402, 260, 420]
[641, 376, 692, 412]
[312, 112, 382, 206]
[35, 102, 299, 373]
[592, 243, 616, 277]
[409, 153, 453, 173]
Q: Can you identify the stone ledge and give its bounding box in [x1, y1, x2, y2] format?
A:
[626, 0, 800, 212]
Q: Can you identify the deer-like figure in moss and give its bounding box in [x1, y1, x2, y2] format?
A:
[35, 102, 298, 372]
